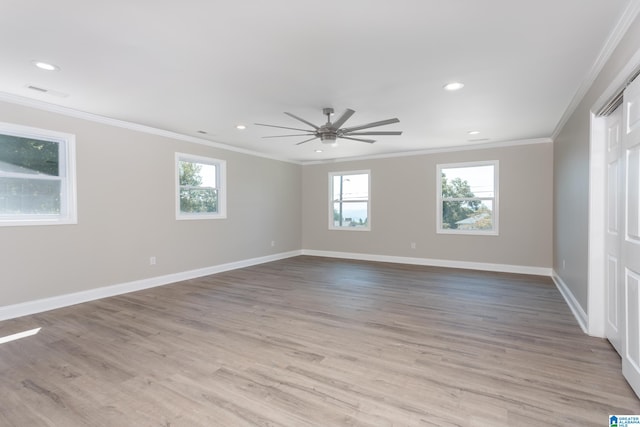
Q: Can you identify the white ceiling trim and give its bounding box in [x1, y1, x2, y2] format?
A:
[0, 90, 552, 168]
[301, 138, 553, 166]
[0, 91, 301, 165]
[551, 0, 640, 140]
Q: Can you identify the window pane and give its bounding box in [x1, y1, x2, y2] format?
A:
[0, 177, 61, 214]
[179, 161, 217, 187]
[180, 187, 218, 213]
[333, 201, 368, 228]
[333, 173, 368, 201]
[0, 124, 75, 226]
[176, 154, 225, 220]
[441, 165, 493, 198]
[0, 134, 59, 176]
[179, 160, 218, 214]
[442, 200, 493, 230]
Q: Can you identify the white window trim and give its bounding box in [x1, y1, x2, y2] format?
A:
[175, 152, 226, 220]
[436, 160, 499, 236]
[0, 122, 77, 227]
[328, 169, 371, 231]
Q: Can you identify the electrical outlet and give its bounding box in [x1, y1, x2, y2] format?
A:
[562, 259, 566, 269]
[410, 242, 416, 249]
[150, 256, 157, 265]
[271, 240, 275, 247]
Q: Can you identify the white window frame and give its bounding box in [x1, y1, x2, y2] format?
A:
[0, 122, 77, 227]
[175, 153, 226, 220]
[328, 170, 371, 231]
[436, 160, 499, 235]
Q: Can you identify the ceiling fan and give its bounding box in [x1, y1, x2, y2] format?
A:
[255, 108, 402, 145]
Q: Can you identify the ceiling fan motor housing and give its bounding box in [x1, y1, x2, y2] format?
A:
[320, 132, 337, 143]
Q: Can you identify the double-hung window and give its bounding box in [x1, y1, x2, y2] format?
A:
[176, 153, 226, 220]
[329, 170, 370, 230]
[0, 122, 77, 226]
[437, 161, 498, 235]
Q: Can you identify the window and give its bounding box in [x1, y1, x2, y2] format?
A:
[437, 161, 498, 235]
[0, 122, 76, 226]
[176, 153, 226, 220]
[329, 170, 370, 230]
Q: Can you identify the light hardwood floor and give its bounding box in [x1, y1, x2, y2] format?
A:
[0, 256, 638, 426]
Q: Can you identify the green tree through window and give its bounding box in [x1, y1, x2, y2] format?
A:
[0, 123, 76, 225]
[0, 135, 59, 175]
[0, 134, 61, 215]
[441, 173, 480, 229]
[179, 161, 217, 213]
[438, 161, 497, 233]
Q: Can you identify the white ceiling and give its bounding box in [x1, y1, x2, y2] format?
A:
[0, 0, 635, 162]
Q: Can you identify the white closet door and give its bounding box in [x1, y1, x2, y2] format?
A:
[605, 106, 623, 354]
[622, 75, 640, 397]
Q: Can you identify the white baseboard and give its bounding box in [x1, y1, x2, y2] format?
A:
[0, 250, 302, 321]
[301, 249, 553, 277]
[0, 249, 562, 324]
[551, 270, 588, 334]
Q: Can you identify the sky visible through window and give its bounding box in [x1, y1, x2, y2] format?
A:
[333, 173, 368, 227]
[198, 163, 217, 188]
[442, 164, 494, 198]
[334, 173, 368, 200]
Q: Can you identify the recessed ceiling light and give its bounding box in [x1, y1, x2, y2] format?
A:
[32, 61, 60, 71]
[315, 149, 323, 153]
[236, 124, 246, 130]
[443, 82, 464, 91]
[468, 130, 480, 135]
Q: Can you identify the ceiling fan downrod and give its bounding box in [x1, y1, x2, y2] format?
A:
[320, 107, 337, 143]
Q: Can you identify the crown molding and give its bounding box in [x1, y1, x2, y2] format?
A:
[0, 91, 301, 165]
[551, 0, 640, 140]
[300, 137, 552, 165]
[0, 91, 552, 167]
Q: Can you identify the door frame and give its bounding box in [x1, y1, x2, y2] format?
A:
[588, 47, 640, 337]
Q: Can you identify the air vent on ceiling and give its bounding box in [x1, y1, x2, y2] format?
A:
[27, 85, 47, 92]
[25, 84, 69, 98]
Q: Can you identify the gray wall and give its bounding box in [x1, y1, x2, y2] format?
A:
[0, 101, 302, 307]
[1, 97, 554, 313]
[302, 142, 553, 268]
[553, 13, 640, 313]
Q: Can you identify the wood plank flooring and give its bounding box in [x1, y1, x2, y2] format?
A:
[0, 256, 638, 426]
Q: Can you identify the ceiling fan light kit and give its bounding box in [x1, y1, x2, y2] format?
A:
[255, 107, 402, 146]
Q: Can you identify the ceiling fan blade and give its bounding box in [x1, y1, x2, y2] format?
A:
[341, 118, 400, 133]
[343, 131, 403, 136]
[339, 136, 376, 144]
[295, 136, 320, 145]
[254, 123, 313, 132]
[262, 133, 315, 139]
[330, 108, 355, 129]
[284, 112, 320, 130]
